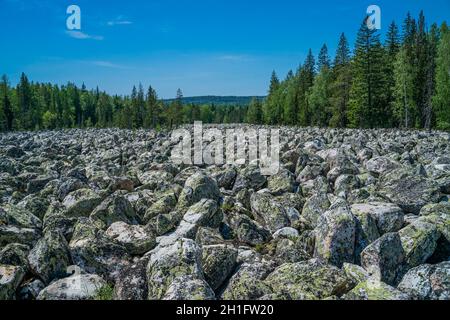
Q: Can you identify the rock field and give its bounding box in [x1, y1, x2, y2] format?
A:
[0, 126, 449, 300]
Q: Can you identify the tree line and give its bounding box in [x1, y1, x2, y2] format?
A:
[1, 11, 449, 132]
[251, 12, 450, 130]
[0, 77, 249, 131]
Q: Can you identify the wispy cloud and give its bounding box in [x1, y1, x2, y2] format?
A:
[90, 60, 131, 69]
[217, 54, 252, 62]
[107, 16, 133, 26]
[66, 30, 104, 41]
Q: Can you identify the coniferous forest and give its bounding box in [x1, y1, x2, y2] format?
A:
[1, 12, 449, 132]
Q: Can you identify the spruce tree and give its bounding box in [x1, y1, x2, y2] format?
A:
[348, 18, 387, 128]
[433, 23, 450, 130]
[330, 33, 351, 127]
[0, 75, 13, 131]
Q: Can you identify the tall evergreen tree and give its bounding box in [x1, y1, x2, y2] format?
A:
[0, 75, 13, 131]
[318, 44, 331, 72]
[433, 23, 450, 130]
[348, 18, 387, 128]
[393, 47, 415, 128]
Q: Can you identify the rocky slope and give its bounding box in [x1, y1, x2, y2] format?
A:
[0, 126, 449, 300]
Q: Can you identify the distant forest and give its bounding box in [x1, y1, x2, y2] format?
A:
[0, 11, 449, 132]
[163, 96, 265, 106]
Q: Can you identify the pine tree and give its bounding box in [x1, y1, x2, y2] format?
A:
[424, 23, 440, 130]
[348, 19, 387, 128]
[318, 44, 331, 72]
[144, 86, 158, 128]
[298, 49, 315, 126]
[414, 11, 430, 127]
[330, 33, 351, 127]
[433, 23, 450, 130]
[393, 47, 415, 128]
[17, 72, 32, 130]
[264, 71, 281, 124]
[0, 75, 13, 131]
[308, 66, 332, 126]
[247, 97, 263, 124]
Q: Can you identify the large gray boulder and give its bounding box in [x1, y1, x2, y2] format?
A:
[201, 244, 238, 291]
[397, 262, 450, 300]
[360, 232, 405, 286]
[37, 273, 107, 300]
[265, 259, 353, 300]
[250, 192, 290, 233]
[28, 230, 71, 284]
[314, 205, 356, 267]
[0, 265, 25, 300]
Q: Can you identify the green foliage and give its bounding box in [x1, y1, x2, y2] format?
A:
[433, 23, 450, 130]
[94, 284, 115, 301]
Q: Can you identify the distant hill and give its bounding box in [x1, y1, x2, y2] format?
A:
[163, 96, 266, 106]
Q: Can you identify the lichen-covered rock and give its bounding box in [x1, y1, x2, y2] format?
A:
[221, 261, 274, 300]
[265, 259, 353, 300]
[351, 202, 404, 235]
[378, 169, 441, 214]
[398, 219, 440, 271]
[397, 262, 450, 300]
[361, 232, 405, 286]
[301, 192, 331, 228]
[267, 169, 295, 194]
[178, 172, 221, 208]
[0, 243, 30, 269]
[143, 190, 177, 223]
[233, 165, 267, 192]
[147, 238, 203, 300]
[342, 263, 370, 284]
[163, 275, 215, 300]
[105, 222, 156, 255]
[250, 192, 290, 232]
[365, 156, 400, 176]
[69, 218, 131, 281]
[419, 202, 450, 263]
[353, 208, 380, 264]
[37, 273, 107, 300]
[1, 204, 42, 229]
[343, 278, 410, 300]
[0, 225, 41, 247]
[0, 265, 25, 300]
[62, 188, 102, 218]
[226, 212, 271, 246]
[314, 205, 356, 267]
[114, 257, 148, 300]
[201, 244, 238, 291]
[90, 195, 139, 230]
[18, 279, 45, 300]
[28, 230, 71, 284]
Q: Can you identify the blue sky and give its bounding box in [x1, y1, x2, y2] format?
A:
[0, 0, 449, 98]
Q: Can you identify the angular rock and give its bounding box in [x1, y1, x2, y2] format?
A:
[28, 230, 71, 284]
[314, 205, 356, 267]
[37, 273, 107, 300]
[201, 244, 238, 291]
[0, 265, 25, 300]
[105, 222, 156, 255]
[265, 259, 353, 300]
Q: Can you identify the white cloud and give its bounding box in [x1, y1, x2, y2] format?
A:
[66, 30, 104, 41]
[90, 60, 131, 69]
[107, 16, 133, 26]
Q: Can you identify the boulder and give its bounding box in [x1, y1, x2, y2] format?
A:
[105, 222, 156, 255]
[201, 244, 238, 291]
[314, 205, 356, 267]
[28, 230, 71, 284]
[37, 273, 107, 300]
[265, 259, 353, 300]
[0, 265, 25, 300]
[397, 262, 450, 300]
